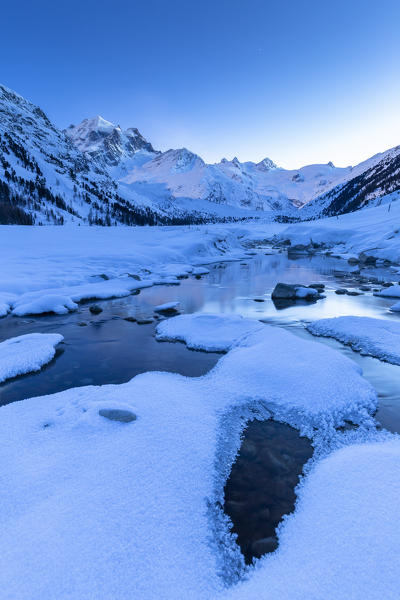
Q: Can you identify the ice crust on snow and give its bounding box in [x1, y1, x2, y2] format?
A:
[157, 313, 376, 429]
[0, 333, 63, 382]
[0, 314, 384, 599]
[308, 316, 400, 365]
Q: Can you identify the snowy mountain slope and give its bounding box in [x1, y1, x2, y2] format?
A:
[213, 157, 352, 208]
[70, 116, 350, 216]
[121, 148, 298, 215]
[0, 85, 262, 225]
[2, 81, 400, 225]
[302, 145, 400, 217]
[0, 84, 173, 226]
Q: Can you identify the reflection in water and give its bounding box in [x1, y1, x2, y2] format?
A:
[0, 249, 400, 431]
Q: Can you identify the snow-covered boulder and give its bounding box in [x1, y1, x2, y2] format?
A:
[271, 283, 320, 300]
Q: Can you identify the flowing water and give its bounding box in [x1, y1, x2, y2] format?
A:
[1, 248, 400, 563]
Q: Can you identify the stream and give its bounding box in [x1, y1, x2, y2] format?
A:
[1, 247, 399, 563]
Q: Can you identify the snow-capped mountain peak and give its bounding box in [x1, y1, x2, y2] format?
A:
[256, 157, 278, 171]
[65, 116, 155, 167]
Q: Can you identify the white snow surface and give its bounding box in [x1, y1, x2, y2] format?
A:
[0, 315, 384, 599]
[274, 196, 400, 263]
[156, 314, 376, 427]
[0, 333, 63, 382]
[156, 313, 264, 351]
[308, 316, 400, 365]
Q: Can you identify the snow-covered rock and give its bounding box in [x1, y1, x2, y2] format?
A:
[374, 284, 400, 298]
[0, 333, 63, 382]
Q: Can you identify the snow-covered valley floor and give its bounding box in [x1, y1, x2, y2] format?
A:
[1, 216, 400, 599]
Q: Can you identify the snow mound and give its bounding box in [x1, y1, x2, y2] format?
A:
[224, 437, 400, 600]
[208, 325, 376, 429]
[0, 333, 63, 382]
[308, 316, 400, 365]
[156, 313, 264, 351]
[13, 294, 78, 316]
[157, 313, 376, 428]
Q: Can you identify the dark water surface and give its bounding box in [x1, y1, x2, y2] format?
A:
[1, 249, 400, 563]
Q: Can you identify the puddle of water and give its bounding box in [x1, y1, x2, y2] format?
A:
[224, 419, 313, 564]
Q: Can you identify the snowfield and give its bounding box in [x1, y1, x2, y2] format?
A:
[275, 194, 400, 263]
[0, 333, 63, 382]
[0, 312, 396, 599]
[308, 316, 400, 365]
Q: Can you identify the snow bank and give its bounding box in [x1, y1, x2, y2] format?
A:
[0, 313, 383, 599]
[11, 277, 152, 316]
[0, 333, 63, 382]
[156, 313, 263, 351]
[308, 316, 400, 365]
[157, 313, 376, 429]
[224, 437, 400, 600]
[275, 197, 400, 264]
[12, 294, 78, 316]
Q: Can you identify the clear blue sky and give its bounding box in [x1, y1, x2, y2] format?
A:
[2, 0, 400, 168]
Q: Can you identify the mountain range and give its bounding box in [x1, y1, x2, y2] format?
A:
[1, 82, 399, 225]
